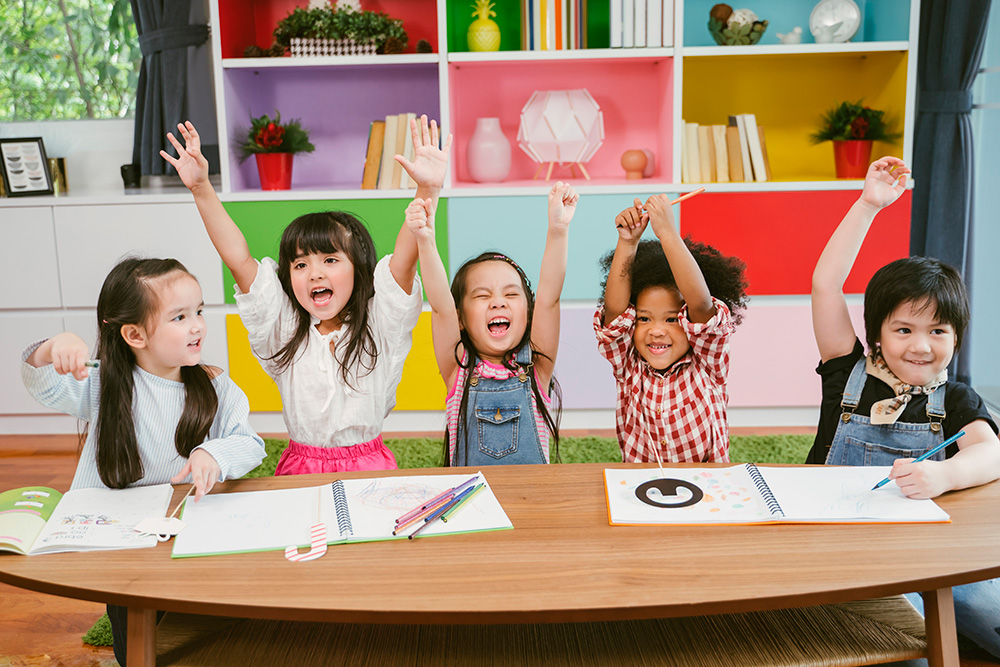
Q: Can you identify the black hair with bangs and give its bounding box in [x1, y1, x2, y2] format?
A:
[269, 211, 379, 388]
[864, 256, 969, 351]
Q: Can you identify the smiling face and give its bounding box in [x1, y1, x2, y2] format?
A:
[134, 272, 206, 380]
[289, 248, 356, 334]
[632, 286, 691, 371]
[459, 261, 529, 364]
[877, 299, 956, 386]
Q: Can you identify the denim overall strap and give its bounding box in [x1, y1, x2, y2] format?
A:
[825, 359, 947, 466]
[452, 343, 546, 467]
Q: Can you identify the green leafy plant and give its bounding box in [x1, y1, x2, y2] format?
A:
[272, 5, 408, 52]
[236, 111, 315, 163]
[811, 100, 901, 143]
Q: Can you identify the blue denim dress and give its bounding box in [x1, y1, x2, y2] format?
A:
[827, 359, 1000, 661]
[451, 344, 547, 467]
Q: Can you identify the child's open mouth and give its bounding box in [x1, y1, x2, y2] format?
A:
[646, 343, 670, 356]
[188, 339, 202, 350]
[311, 287, 333, 307]
[487, 317, 510, 337]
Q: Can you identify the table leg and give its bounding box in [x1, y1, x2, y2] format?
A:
[126, 606, 157, 667]
[922, 587, 959, 667]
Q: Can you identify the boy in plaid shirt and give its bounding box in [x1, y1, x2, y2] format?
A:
[594, 194, 748, 463]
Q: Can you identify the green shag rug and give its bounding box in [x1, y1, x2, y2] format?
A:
[82, 433, 815, 646]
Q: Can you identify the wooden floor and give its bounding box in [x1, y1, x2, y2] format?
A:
[1, 433, 997, 667]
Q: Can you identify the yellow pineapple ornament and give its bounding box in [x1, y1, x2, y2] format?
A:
[468, 0, 501, 51]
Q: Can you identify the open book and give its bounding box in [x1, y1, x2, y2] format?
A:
[0, 484, 172, 555]
[172, 472, 513, 558]
[605, 465, 951, 525]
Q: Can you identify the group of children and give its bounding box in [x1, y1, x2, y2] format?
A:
[19, 118, 1000, 662]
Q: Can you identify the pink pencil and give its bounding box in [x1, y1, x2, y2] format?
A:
[670, 187, 706, 205]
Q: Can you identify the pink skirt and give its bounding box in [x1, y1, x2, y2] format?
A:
[274, 435, 398, 476]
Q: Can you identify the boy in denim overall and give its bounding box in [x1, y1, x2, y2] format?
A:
[811, 157, 1000, 660]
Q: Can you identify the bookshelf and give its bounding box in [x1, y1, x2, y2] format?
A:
[209, 0, 917, 197]
[203, 0, 917, 424]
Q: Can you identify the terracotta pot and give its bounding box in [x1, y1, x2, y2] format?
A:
[832, 140, 873, 179]
[255, 152, 294, 190]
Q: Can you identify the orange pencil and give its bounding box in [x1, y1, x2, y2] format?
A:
[670, 187, 706, 205]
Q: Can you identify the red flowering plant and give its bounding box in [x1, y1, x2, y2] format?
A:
[237, 111, 315, 162]
[811, 100, 900, 144]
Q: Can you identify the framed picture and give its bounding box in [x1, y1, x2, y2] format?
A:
[0, 137, 54, 197]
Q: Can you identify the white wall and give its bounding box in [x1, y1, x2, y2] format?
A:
[0, 119, 134, 194]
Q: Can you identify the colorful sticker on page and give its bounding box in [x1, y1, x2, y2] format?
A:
[605, 467, 773, 524]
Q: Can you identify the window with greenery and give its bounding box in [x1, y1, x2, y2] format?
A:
[1, 0, 140, 121]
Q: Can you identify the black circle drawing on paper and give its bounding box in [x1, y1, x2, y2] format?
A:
[635, 479, 704, 508]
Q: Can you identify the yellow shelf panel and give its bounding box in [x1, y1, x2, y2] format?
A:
[683, 52, 908, 181]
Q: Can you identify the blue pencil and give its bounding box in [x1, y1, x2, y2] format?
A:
[871, 430, 965, 491]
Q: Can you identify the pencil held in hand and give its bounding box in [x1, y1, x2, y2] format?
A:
[871, 430, 965, 491]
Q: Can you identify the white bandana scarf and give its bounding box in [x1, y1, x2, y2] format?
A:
[865, 350, 947, 425]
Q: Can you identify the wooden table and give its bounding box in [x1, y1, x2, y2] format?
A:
[1, 463, 998, 667]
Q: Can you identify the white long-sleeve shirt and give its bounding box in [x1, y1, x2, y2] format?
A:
[234, 254, 422, 448]
[21, 341, 266, 490]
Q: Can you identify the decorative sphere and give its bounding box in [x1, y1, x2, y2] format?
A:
[621, 149, 647, 180]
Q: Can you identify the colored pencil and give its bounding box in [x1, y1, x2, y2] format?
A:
[871, 430, 965, 490]
[391, 494, 455, 535]
[85, 360, 100, 368]
[441, 483, 485, 522]
[406, 490, 470, 540]
[670, 186, 705, 205]
[394, 474, 479, 524]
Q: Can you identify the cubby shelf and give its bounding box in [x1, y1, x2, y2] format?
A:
[211, 0, 918, 196]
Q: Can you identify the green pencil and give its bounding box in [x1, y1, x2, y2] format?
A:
[440, 483, 484, 522]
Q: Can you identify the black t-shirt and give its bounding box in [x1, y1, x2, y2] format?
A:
[806, 339, 998, 464]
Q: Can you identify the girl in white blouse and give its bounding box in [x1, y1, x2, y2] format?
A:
[162, 117, 451, 474]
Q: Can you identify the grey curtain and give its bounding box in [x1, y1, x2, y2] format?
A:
[910, 0, 992, 385]
[130, 0, 219, 175]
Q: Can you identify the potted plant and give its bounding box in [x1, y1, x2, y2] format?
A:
[811, 100, 900, 178]
[237, 111, 315, 190]
[272, 5, 409, 56]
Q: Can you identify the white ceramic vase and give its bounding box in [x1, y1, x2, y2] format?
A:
[467, 118, 511, 183]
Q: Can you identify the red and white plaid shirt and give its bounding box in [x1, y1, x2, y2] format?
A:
[594, 298, 734, 463]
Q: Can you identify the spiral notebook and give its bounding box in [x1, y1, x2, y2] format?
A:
[172, 472, 512, 558]
[604, 465, 951, 525]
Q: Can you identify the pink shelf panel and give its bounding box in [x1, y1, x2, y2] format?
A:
[448, 57, 674, 186]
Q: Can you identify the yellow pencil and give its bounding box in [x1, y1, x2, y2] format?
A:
[440, 483, 485, 522]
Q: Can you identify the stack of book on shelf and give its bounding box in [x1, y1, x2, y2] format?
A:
[520, 0, 674, 50]
[609, 0, 674, 48]
[361, 112, 418, 190]
[681, 113, 772, 184]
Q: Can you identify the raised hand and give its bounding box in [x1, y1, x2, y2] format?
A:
[396, 115, 453, 190]
[405, 197, 436, 242]
[614, 197, 647, 243]
[859, 157, 910, 211]
[548, 181, 579, 230]
[160, 121, 210, 192]
[645, 193, 679, 240]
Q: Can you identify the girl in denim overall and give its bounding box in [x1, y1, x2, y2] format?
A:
[811, 157, 1000, 660]
[406, 182, 579, 465]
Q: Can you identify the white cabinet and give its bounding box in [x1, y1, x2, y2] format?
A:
[0, 207, 61, 309]
[53, 203, 224, 308]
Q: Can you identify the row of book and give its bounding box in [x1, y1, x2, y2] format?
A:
[518, 1, 674, 51]
[610, 0, 674, 48]
[361, 113, 419, 191]
[681, 114, 772, 184]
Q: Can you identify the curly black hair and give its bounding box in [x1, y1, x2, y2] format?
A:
[599, 238, 749, 325]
